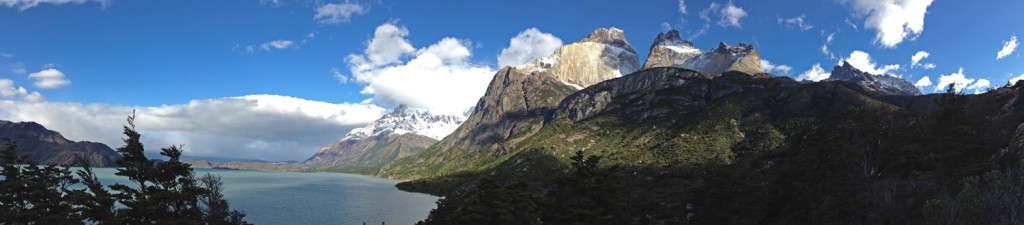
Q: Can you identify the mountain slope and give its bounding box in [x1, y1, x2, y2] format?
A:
[303, 105, 463, 173]
[0, 120, 120, 166]
[379, 28, 643, 179]
[379, 66, 579, 179]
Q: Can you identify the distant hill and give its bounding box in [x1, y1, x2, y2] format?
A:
[0, 120, 120, 167]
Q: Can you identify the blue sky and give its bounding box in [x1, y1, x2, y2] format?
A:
[1, 0, 1022, 161]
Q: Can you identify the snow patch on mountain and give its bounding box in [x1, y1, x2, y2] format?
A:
[343, 105, 465, 141]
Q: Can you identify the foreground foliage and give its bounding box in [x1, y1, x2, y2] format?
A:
[0, 113, 250, 225]
[412, 83, 1024, 224]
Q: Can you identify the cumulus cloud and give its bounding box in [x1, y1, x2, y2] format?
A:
[677, 0, 687, 14]
[27, 68, 71, 89]
[841, 50, 899, 75]
[351, 23, 416, 68]
[968, 79, 991, 94]
[761, 59, 793, 75]
[0, 95, 385, 161]
[797, 63, 831, 82]
[496, 28, 563, 67]
[346, 22, 495, 115]
[779, 15, 813, 31]
[1, 0, 110, 11]
[997, 35, 1018, 59]
[910, 51, 928, 67]
[841, 0, 934, 48]
[915, 76, 932, 87]
[934, 67, 976, 93]
[314, 2, 367, 25]
[717, 1, 747, 28]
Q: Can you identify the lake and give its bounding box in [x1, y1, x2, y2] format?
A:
[88, 168, 439, 225]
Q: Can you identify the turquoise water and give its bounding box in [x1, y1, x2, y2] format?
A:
[88, 168, 439, 225]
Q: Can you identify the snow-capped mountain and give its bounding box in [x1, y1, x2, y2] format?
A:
[303, 105, 466, 169]
[516, 27, 641, 89]
[341, 105, 466, 141]
[641, 30, 764, 75]
[826, 61, 921, 96]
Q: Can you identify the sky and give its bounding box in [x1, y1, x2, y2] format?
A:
[1, 0, 1022, 161]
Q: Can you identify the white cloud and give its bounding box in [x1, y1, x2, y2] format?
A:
[718, 1, 747, 28]
[347, 22, 495, 115]
[0, 52, 11, 59]
[797, 63, 831, 82]
[22, 92, 44, 102]
[997, 35, 1018, 59]
[331, 68, 348, 84]
[910, 51, 929, 68]
[760, 59, 793, 75]
[968, 79, 991, 94]
[0, 79, 27, 97]
[841, 50, 900, 75]
[314, 2, 367, 25]
[1, 0, 110, 11]
[920, 63, 936, 70]
[496, 28, 563, 67]
[1010, 73, 1024, 86]
[821, 32, 836, 59]
[677, 0, 687, 14]
[27, 68, 71, 89]
[0, 95, 385, 161]
[351, 23, 416, 68]
[779, 15, 813, 31]
[0, 79, 43, 102]
[841, 0, 935, 48]
[914, 76, 932, 87]
[241, 39, 295, 53]
[934, 67, 975, 92]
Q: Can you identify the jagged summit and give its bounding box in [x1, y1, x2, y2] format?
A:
[581, 27, 635, 52]
[515, 27, 641, 89]
[826, 61, 921, 96]
[643, 29, 701, 70]
[342, 105, 465, 141]
[713, 42, 755, 55]
[641, 30, 762, 75]
[651, 29, 694, 49]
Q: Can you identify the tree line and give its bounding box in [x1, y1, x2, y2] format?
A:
[0, 112, 251, 225]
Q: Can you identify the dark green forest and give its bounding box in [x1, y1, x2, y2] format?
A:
[413, 84, 1024, 225]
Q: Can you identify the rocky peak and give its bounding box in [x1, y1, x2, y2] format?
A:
[643, 29, 702, 70]
[582, 27, 633, 51]
[826, 61, 921, 96]
[713, 42, 755, 55]
[515, 27, 641, 88]
[651, 29, 693, 49]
